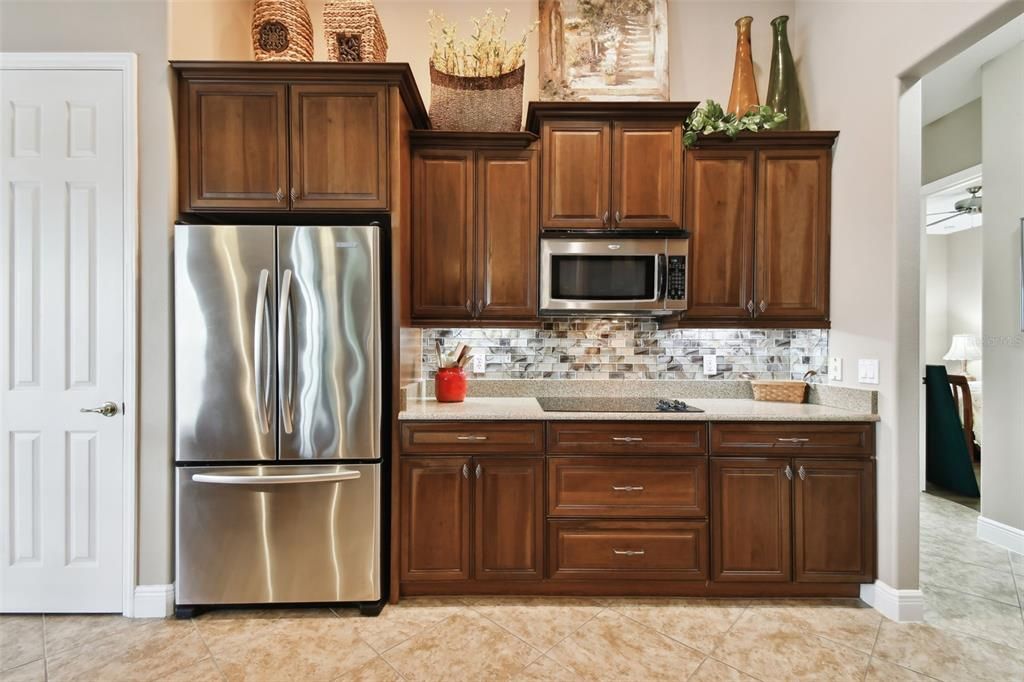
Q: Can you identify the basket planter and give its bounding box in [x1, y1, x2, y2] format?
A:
[428, 62, 525, 132]
[750, 380, 807, 404]
[324, 0, 388, 63]
[252, 0, 314, 62]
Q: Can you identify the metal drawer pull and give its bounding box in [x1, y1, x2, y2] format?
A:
[462, 464, 470, 479]
[611, 485, 645, 492]
[613, 549, 646, 556]
[784, 465, 793, 480]
[456, 435, 489, 441]
[798, 465, 807, 480]
[611, 436, 644, 442]
[777, 437, 810, 443]
[475, 464, 482, 479]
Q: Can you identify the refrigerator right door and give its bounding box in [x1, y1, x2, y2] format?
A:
[175, 224, 277, 462]
[277, 226, 382, 461]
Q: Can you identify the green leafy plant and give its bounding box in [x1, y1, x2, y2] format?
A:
[683, 100, 787, 147]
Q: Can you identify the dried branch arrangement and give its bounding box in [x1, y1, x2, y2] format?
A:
[428, 8, 537, 77]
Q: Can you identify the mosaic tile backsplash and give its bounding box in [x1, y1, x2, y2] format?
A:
[421, 318, 828, 381]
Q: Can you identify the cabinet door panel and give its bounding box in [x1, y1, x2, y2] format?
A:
[474, 457, 544, 581]
[186, 82, 288, 210]
[400, 457, 471, 582]
[794, 459, 875, 582]
[411, 149, 475, 319]
[683, 149, 755, 319]
[712, 458, 792, 582]
[541, 121, 612, 229]
[477, 149, 539, 319]
[290, 84, 388, 209]
[755, 149, 830, 319]
[612, 121, 683, 229]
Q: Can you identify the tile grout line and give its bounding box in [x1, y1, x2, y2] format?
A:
[190, 617, 229, 682]
[369, 606, 465, 658]
[607, 601, 731, 660]
[41, 613, 49, 682]
[861, 617, 883, 682]
[464, 602, 580, 673]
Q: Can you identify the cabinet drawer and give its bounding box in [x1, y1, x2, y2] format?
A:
[546, 422, 707, 455]
[548, 457, 707, 518]
[548, 520, 708, 581]
[400, 422, 544, 454]
[710, 423, 874, 456]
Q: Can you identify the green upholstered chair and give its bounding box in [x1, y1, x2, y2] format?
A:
[924, 364, 980, 498]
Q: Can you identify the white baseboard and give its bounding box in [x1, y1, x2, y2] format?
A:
[132, 584, 174, 618]
[977, 515, 1024, 554]
[860, 580, 925, 622]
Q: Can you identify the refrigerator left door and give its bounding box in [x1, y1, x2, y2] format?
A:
[174, 225, 278, 462]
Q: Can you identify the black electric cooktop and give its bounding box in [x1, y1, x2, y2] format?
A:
[535, 397, 705, 413]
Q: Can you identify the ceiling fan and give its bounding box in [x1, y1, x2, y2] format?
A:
[927, 185, 983, 228]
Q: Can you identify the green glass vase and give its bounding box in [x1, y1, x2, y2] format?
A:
[765, 15, 802, 130]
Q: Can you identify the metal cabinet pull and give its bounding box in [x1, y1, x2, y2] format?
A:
[275, 188, 284, 203]
[614, 210, 622, 224]
[612, 549, 646, 556]
[746, 300, 754, 314]
[462, 464, 470, 479]
[602, 210, 610, 226]
[798, 465, 807, 480]
[759, 300, 767, 313]
[80, 401, 119, 417]
[475, 464, 482, 479]
[784, 465, 793, 481]
[611, 436, 644, 442]
[289, 187, 298, 202]
[611, 485, 645, 492]
[777, 437, 810, 443]
[456, 435, 488, 441]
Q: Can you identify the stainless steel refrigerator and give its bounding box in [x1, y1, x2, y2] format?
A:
[173, 223, 386, 614]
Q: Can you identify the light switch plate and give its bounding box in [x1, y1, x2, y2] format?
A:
[703, 355, 717, 376]
[857, 359, 879, 385]
[829, 357, 843, 381]
[471, 354, 486, 374]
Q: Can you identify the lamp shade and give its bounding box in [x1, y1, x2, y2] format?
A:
[943, 334, 982, 362]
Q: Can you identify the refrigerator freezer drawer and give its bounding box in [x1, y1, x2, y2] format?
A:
[176, 464, 380, 605]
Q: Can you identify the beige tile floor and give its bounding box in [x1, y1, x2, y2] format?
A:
[2, 493, 1023, 681]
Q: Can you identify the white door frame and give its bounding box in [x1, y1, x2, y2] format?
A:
[0, 52, 138, 616]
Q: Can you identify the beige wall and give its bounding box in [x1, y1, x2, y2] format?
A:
[980, 40, 1024, 533]
[922, 98, 982, 185]
[0, 0, 176, 586]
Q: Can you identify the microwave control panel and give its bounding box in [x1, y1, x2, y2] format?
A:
[667, 255, 686, 301]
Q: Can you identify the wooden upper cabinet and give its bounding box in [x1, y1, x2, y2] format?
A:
[476, 149, 538, 319]
[411, 149, 475, 320]
[754, 148, 830, 319]
[474, 457, 544, 581]
[400, 457, 472, 582]
[289, 83, 388, 210]
[794, 459, 875, 583]
[611, 121, 683, 230]
[684, 149, 756, 319]
[185, 82, 289, 211]
[542, 121, 612, 229]
[711, 457, 792, 582]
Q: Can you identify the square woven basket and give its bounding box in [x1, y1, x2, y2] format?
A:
[750, 380, 808, 403]
[324, 0, 388, 62]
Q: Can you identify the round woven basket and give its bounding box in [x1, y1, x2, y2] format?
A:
[750, 380, 808, 404]
[428, 62, 525, 132]
[252, 0, 314, 62]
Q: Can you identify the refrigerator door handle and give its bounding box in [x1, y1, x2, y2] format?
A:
[253, 269, 271, 434]
[278, 269, 294, 434]
[191, 470, 362, 485]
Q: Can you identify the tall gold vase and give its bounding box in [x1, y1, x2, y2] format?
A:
[727, 16, 759, 117]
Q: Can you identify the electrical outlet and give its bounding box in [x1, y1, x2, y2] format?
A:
[857, 359, 879, 385]
[471, 354, 486, 374]
[829, 357, 843, 381]
[703, 355, 717, 376]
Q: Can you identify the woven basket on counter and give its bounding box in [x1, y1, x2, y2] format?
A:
[252, 0, 314, 62]
[324, 0, 388, 62]
[428, 62, 525, 132]
[751, 380, 808, 404]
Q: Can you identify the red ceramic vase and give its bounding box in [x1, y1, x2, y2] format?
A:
[434, 367, 467, 402]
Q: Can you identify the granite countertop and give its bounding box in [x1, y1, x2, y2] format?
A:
[398, 397, 880, 422]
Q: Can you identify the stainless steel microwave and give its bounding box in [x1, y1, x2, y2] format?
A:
[540, 236, 688, 315]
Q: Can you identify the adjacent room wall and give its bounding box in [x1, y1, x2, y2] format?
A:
[924, 228, 983, 375]
[980, 40, 1024, 537]
[0, 0, 176, 587]
[925, 235, 950, 365]
[922, 98, 982, 185]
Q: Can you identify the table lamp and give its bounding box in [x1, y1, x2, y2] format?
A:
[943, 334, 982, 380]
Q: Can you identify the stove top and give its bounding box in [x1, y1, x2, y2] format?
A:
[535, 397, 705, 413]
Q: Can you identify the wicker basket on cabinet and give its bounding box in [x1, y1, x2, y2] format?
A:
[750, 380, 808, 404]
[251, 0, 314, 62]
[324, 0, 388, 62]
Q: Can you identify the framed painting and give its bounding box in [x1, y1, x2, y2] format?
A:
[539, 0, 669, 101]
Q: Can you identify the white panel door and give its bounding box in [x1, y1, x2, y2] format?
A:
[0, 69, 125, 612]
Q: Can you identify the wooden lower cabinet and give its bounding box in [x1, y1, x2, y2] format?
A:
[475, 457, 544, 580]
[400, 457, 471, 582]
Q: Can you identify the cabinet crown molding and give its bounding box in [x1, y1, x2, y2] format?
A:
[525, 101, 700, 133]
